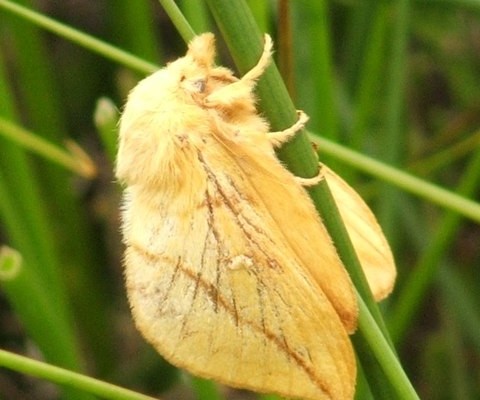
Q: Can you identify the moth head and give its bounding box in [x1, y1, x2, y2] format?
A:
[167, 33, 237, 103]
[152, 33, 213, 101]
[116, 33, 236, 187]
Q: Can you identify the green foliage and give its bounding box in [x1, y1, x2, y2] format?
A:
[0, 0, 479, 399]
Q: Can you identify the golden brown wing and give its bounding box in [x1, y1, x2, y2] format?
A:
[122, 154, 356, 400]
[323, 165, 396, 301]
[213, 128, 359, 333]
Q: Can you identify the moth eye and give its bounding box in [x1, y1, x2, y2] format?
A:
[191, 79, 206, 93]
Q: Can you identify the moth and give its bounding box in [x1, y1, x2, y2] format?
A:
[116, 33, 395, 400]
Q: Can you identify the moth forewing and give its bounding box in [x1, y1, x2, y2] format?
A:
[124, 178, 356, 399]
[214, 127, 359, 333]
[322, 166, 396, 300]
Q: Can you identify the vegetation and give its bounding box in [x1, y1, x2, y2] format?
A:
[0, 1, 479, 399]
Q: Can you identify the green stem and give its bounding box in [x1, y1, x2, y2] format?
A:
[177, 0, 211, 34]
[378, 0, 411, 239]
[0, 245, 91, 400]
[0, 349, 158, 400]
[314, 178, 396, 399]
[388, 146, 480, 342]
[110, 0, 162, 64]
[205, 0, 319, 180]
[1, 0, 117, 381]
[203, 1, 418, 399]
[349, 4, 389, 151]
[188, 376, 223, 400]
[314, 178, 390, 335]
[356, 298, 419, 400]
[0, 0, 157, 73]
[438, 265, 480, 354]
[292, 2, 337, 140]
[94, 97, 120, 165]
[311, 135, 480, 225]
[0, 117, 94, 177]
[158, 0, 196, 42]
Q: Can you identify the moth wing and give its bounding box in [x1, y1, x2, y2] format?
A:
[322, 165, 396, 300]
[228, 130, 395, 303]
[123, 177, 356, 400]
[223, 137, 358, 332]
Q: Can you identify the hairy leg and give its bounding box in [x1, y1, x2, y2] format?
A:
[267, 110, 309, 147]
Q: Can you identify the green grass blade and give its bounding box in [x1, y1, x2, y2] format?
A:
[377, 0, 411, 240]
[188, 376, 223, 400]
[291, 2, 337, 140]
[0, 0, 157, 74]
[158, 0, 196, 42]
[205, 0, 319, 181]
[349, 4, 389, 151]
[0, 349, 157, 400]
[0, 117, 95, 177]
[438, 265, 480, 355]
[202, 1, 417, 399]
[311, 135, 480, 224]
[178, 0, 211, 34]
[388, 147, 480, 342]
[1, 0, 115, 380]
[0, 246, 93, 400]
[356, 297, 419, 400]
[94, 97, 120, 165]
[109, 0, 162, 64]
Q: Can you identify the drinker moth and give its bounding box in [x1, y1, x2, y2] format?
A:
[116, 33, 395, 400]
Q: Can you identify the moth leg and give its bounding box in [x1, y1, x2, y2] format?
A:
[267, 110, 309, 147]
[204, 34, 273, 107]
[295, 164, 325, 187]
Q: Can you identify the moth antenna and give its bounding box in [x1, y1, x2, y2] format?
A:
[187, 32, 216, 67]
[241, 34, 273, 83]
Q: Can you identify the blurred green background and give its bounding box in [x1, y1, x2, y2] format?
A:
[1, 0, 480, 399]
